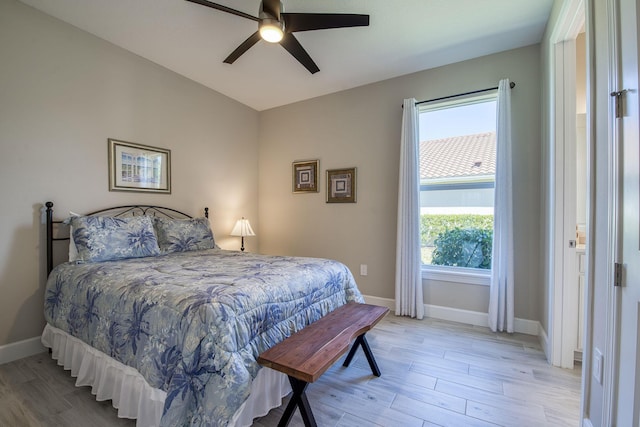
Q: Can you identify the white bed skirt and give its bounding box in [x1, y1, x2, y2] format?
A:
[41, 324, 291, 427]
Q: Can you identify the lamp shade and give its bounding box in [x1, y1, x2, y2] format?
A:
[230, 218, 255, 237]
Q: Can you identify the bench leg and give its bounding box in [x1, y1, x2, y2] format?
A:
[278, 376, 317, 427]
[342, 334, 381, 377]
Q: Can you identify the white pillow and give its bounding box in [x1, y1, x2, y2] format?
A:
[68, 211, 80, 262]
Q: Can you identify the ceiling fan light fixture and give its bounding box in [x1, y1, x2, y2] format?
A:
[259, 19, 284, 43]
[186, 0, 369, 74]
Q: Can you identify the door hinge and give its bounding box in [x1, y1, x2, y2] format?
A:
[610, 90, 628, 118]
[614, 262, 623, 287]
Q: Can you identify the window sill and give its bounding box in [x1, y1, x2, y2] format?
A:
[421, 266, 490, 286]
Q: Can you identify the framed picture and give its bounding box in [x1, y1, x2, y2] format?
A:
[326, 168, 357, 203]
[292, 160, 319, 193]
[108, 139, 171, 193]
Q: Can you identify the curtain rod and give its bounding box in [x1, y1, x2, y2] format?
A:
[414, 81, 515, 106]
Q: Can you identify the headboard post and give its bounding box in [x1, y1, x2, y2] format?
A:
[46, 201, 54, 276]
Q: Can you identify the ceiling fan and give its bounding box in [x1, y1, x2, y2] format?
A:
[185, 0, 370, 74]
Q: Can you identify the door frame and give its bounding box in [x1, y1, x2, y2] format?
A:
[549, 0, 585, 370]
[591, 0, 622, 423]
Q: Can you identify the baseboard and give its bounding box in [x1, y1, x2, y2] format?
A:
[362, 295, 395, 311]
[424, 304, 488, 327]
[0, 336, 46, 365]
[362, 294, 540, 336]
[539, 323, 550, 360]
[514, 317, 541, 336]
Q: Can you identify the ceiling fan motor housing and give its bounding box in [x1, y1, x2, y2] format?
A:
[259, 0, 283, 19]
[258, 1, 284, 43]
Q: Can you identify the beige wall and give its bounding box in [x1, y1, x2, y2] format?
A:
[0, 0, 259, 347]
[0, 0, 545, 352]
[258, 45, 542, 320]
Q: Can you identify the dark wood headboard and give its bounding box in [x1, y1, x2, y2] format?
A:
[45, 201, 208, 276]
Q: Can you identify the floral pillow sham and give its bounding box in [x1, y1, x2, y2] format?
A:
[68, 215, 160, 263]
[154, 217, 216, 253]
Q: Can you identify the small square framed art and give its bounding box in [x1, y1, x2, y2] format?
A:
[326, 168, 357, 203]
[292, 160, 319, 193]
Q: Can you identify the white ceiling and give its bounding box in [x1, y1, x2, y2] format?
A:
[19, 0, 554, 111]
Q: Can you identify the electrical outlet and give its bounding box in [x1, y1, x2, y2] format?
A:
[360, 264, 368, 276]
[593, 348, 603, 384]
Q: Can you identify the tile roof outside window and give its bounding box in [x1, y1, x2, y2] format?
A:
[419, 132, 496, 180]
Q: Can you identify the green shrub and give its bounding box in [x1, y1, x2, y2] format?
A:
[431, 227, 493, 269]
[420, 214, 493, 247]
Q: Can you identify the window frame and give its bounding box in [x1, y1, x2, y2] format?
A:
[422, 264, 491, 285]
[418, 93, 497, 286]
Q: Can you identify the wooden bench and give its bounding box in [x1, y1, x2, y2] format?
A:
[257, 302, 389, 427]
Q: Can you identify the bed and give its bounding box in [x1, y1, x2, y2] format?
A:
[42, 201, 364, 426]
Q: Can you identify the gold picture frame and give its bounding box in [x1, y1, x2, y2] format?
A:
[326, 168, 357, 203]
[108, 139, 171, 194]
[292, 160, 319, 193]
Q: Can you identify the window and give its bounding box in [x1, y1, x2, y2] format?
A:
[418, 95, 496, 283]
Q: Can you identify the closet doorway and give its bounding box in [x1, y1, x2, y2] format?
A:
[549, 0, 587, 370]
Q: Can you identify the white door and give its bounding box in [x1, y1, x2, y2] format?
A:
[611, 0, 640, 423]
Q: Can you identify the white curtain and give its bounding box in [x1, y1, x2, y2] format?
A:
[488, 79, 515, 333]
[395, 98, 424, 319]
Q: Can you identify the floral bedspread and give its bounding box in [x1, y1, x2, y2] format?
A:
[44, 249, 363, 426]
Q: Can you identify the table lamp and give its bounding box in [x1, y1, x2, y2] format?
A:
[230, 217, 255, 252]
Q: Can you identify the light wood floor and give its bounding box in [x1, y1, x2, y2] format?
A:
[0, 316, 581, 426]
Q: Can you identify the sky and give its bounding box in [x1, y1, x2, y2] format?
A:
[419, 100, 496, 141]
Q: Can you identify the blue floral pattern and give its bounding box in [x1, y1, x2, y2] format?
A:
[44, 249, 363, 426]
[154, 217, 216, 253]
[69, 215, 160, 262]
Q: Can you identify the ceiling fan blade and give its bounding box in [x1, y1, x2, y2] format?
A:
[282, 13, 369, 33]
[224, 31, 262, 64]
[185, 0, 259, 22]
[261, 0, 281, 19]
[279, 33, 320, 74]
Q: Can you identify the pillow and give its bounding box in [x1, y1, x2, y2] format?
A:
[154, 217, 216, 253]
[68, 211, 81, 262]
[69, 215, 160, 263]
